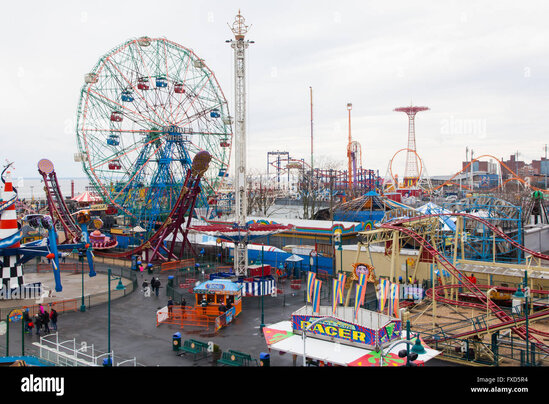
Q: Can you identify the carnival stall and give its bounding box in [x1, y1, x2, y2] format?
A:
[261, 270, 440, 366]
[193, 279, 243, 318]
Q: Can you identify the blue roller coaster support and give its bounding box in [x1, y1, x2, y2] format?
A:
[47, 227, 62, 292]
[79, 223, 96, 277]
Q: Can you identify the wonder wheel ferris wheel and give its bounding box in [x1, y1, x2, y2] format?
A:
[75, 37, 232, 233]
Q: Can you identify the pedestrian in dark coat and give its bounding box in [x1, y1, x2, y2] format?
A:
[42, 310, 50, 334]
[23, 309, 30, 333]
[167, 298, 174, 317]
[50, 309, 58, 331]
[34, 315, 42, 336]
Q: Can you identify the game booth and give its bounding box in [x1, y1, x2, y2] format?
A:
[262, 305, 441, 367]
[193, 279, 243, 321]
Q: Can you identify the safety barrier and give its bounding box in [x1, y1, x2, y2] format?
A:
[161, 258, 195, 271]
[157, 306, 215, 329]
[23, 299, 79, 317]
[36, 263, 80, 273]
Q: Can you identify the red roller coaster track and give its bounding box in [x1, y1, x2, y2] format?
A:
[380, 212, 549, 353]
[38, 162, 82, 244]
[94, 151, 211, 263]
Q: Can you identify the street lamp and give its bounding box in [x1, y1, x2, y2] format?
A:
[260, 244, 265, 333]
[107, 268, 126, 366]
[380, 320, 426, 367]
[75, 248, 86, 312]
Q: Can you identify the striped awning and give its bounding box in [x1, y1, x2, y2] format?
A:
[237, 276, 276, 297]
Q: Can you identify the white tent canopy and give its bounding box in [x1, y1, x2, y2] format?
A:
[417, 202, 456, 231]
[285, 254, 304, 262]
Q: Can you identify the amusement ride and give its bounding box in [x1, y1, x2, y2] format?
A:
[74, 36, 233, 238]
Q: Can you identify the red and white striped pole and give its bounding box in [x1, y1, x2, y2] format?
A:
[0, 169, 20, 247]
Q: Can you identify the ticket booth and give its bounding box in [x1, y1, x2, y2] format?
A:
[193, 279, 242, 318]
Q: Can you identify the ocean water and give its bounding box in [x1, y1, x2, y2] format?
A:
[12, 177, 92, 201]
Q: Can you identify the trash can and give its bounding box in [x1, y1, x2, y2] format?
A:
[259, 352, 270, 367]
[102, 357, 112, 367]
[147, 263, 153, 274]
[173, 332, 181, 351]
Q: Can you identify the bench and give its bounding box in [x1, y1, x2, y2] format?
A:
[217, 352, 245, 366]
[228, 350, 258, 366]
[218, 350, 258, 367]
[177, 339, 209, 361]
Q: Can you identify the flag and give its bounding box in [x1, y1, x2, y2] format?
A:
[378, 279, 389, 312]
[332, 279, 340, 314]
[312, 279, 322, 313]
[358, 272, 367, 286]
[307, 272, 316, 303]
[389, 283, 400, 318]
[337, 273, 346, 303]
[354, 283, 366, 320]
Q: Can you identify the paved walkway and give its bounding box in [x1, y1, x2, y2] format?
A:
[1, 261, 450, 367]
[1, 261, 306, 366]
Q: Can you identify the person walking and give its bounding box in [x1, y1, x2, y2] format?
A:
[34, 314, 42, 336]
[42, 310, 50, 334]
[154, 277, 161, 297]
[167, 297, 174, 318]
[23, 309, 31, 333]
[50, 309, 58, 331]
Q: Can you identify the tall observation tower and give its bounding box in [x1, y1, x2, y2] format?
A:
[228, 11, 253, 276]
[394, 104, 429, 187]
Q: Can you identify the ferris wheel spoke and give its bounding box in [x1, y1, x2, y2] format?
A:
[89, 133, 161, 171]
[88, 88, 161, 129]
[111, 143, 164, 202]
[105, 58, 170, 127]
[172, 78, 211, 127]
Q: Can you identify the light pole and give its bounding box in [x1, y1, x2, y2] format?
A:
[260, 244, 265, 333]
[76, 249, 86, 312]
[5, 310, 25, 357]
[107, 268, 125, 366]
[347, 103, 353, 195]
[380, 321, 426, 367]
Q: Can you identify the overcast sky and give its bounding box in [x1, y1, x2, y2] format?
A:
[1, 0, 548, 180]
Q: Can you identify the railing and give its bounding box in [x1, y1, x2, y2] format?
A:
[23, 299, 78, 317]
[36, 263, 80, 273]
[31, 333, 141, 367]
[157, 306, 215, 329]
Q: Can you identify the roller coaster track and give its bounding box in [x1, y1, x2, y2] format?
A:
[379, 212, 549, 353]
[39, 165, 82, 244]
[424, 285, 549, 340]
[430, 153, 549, 194]
[94, 152, 211, 263]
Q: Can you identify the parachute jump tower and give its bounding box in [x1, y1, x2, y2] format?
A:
[394, 104, 429, 188]
[227, 11, 253, 277]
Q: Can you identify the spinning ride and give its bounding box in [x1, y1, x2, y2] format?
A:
[75, 37, 233, 235]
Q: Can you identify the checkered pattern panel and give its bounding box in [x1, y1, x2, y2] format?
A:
[1, 255, 24, 291]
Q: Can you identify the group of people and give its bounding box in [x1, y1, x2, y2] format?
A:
[22, 305, 58, 336]
[217, 300, 233, 314]
[142, 277, 161, 297]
